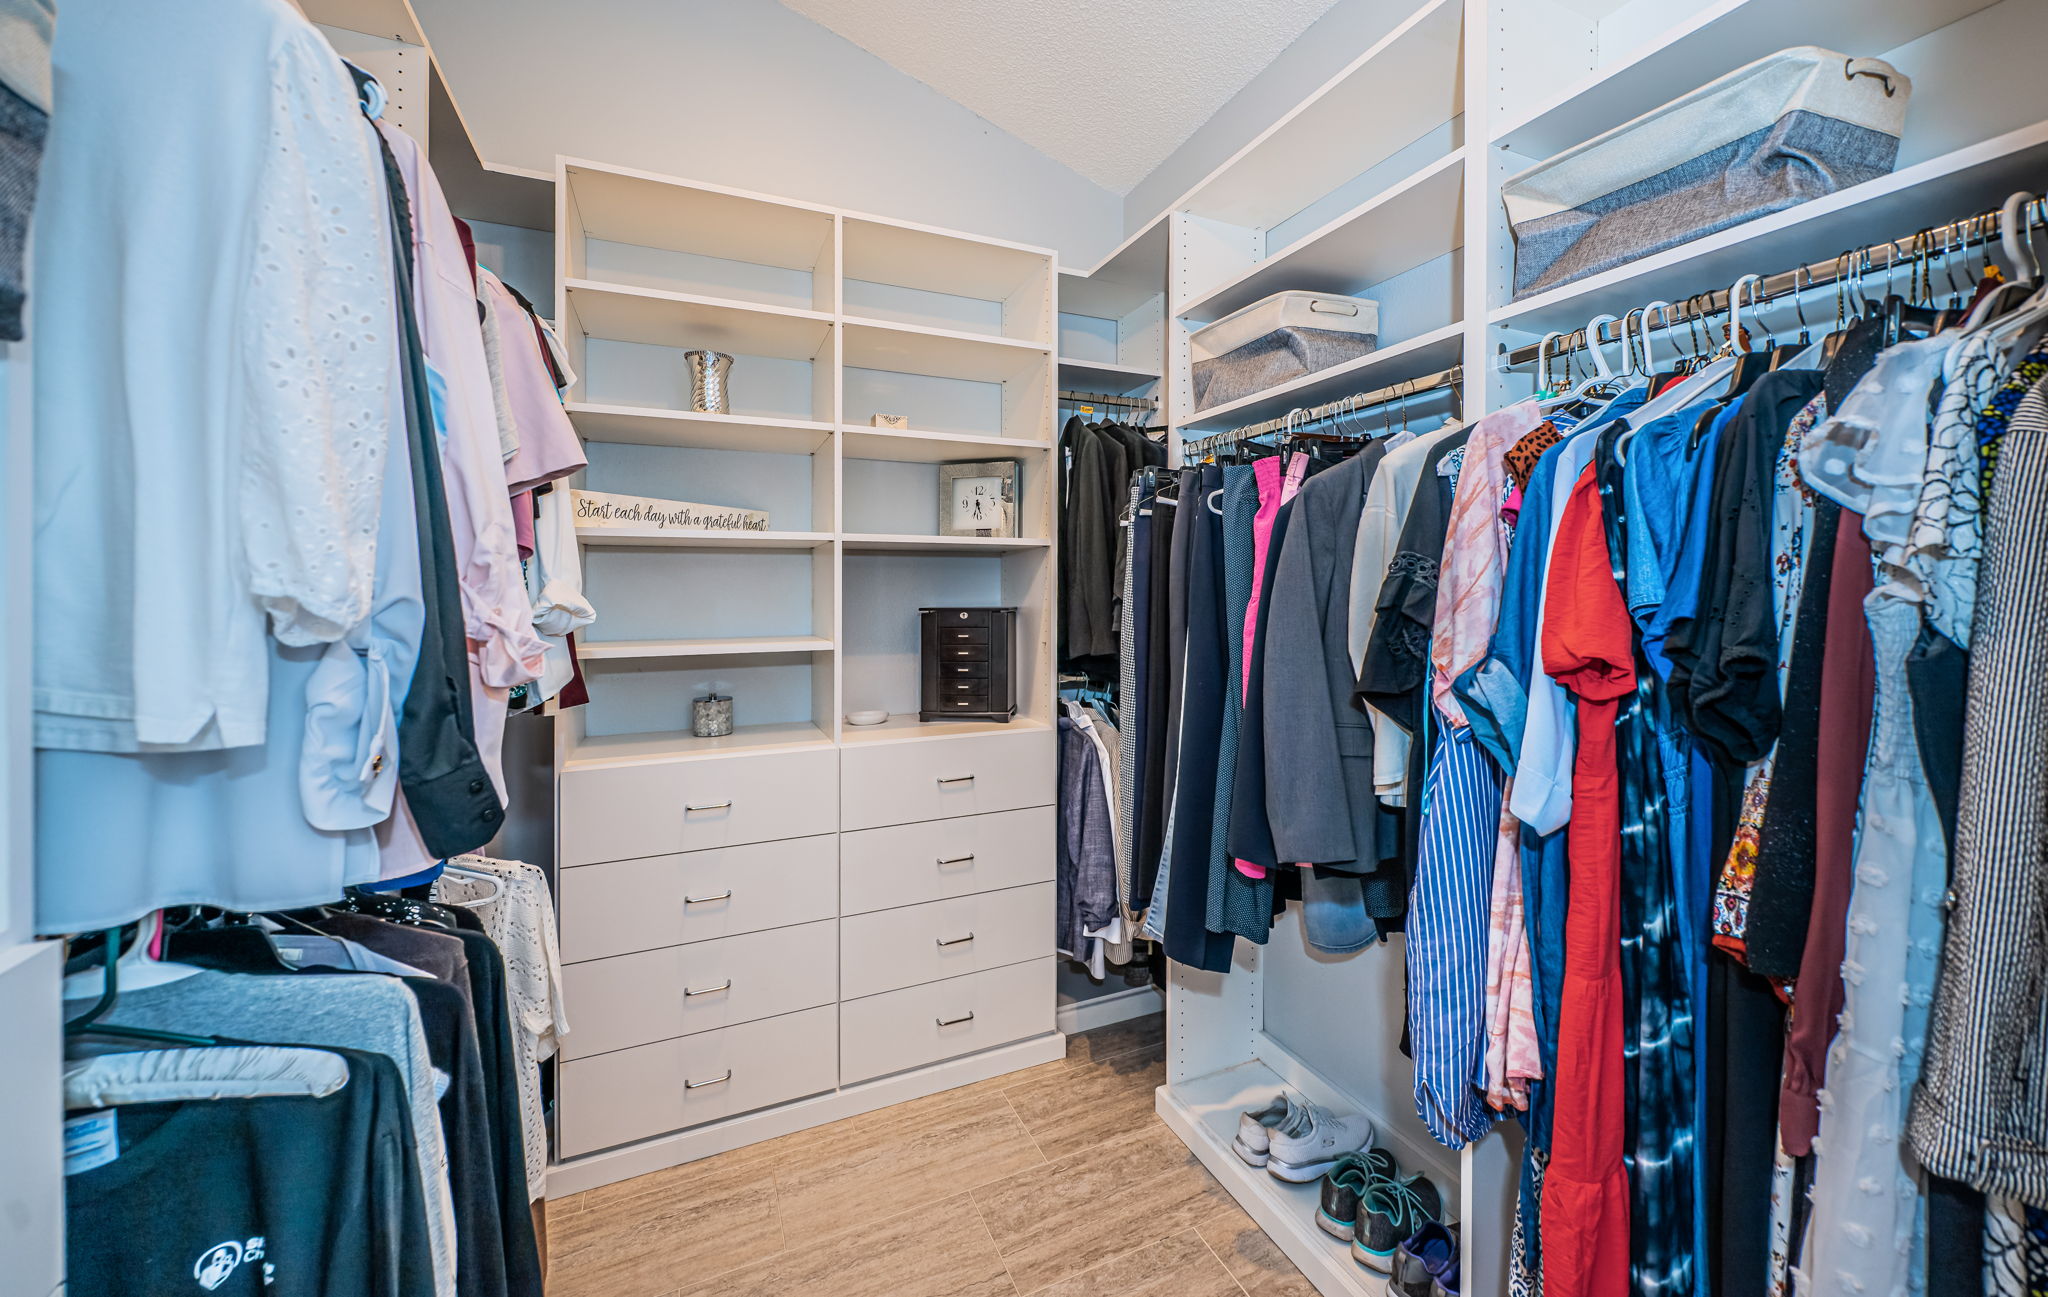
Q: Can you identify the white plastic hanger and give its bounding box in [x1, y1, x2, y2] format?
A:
[1539, 314, 1622, 410]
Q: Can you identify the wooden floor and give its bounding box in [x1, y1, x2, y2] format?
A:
[546, 1014, 1319, 1297]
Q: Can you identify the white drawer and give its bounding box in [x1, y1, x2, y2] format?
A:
[840, 807, 1055, 915]
[839, 883, 1054, 1000]
[561, 919, 838, 1060]
[558, 834, 838, 962]
[556, 1005, 837, 1158]
[839, 958, 1055, 1084]
[559, 748, 837, 866]
[839, 729, 1055, 831]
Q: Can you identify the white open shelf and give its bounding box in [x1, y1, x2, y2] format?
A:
[1158, 1059, 1388, 1297]
[562, 720, 837, 770]
[838, 713, 1050, 745]
[563, 280, 834, 358]
[842, 317, 1050, 383]
[840, 534, 1052, 556]
[1059, 218, 1170, 318]
[1173, 0, 1463, 230]
[1490, 119, 2048, 334]
[563, 159, 835, 274]
[839, 426, 1054, 464]
[1492, 0, 2004, 159]
[574, 635, 835, 661]
[1056, 357, 1160, 393]
[1178, 152, 1465, 324]
[1176, 322, 1465, 434]
[566, 403, 836, 454]
[575, 527, 835, 550]
[843, 214, 1051, 307]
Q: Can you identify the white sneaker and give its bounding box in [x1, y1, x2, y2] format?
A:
[1231, 1093, 1303, 1167]
[1267, 1103, 1375, 1183]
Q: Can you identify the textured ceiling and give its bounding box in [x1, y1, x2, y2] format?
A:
[776, 0, 1344, 194]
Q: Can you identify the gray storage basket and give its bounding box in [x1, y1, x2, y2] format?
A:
[1189, 292, 1379, 411]
[1504, 47, 1911, 300]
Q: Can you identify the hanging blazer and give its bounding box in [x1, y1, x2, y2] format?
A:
[1261, 445, 1386, 866]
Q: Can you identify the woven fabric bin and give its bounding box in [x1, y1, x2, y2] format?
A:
[1190, 291, 1379, 411]
[1504, 47, 1910, 300]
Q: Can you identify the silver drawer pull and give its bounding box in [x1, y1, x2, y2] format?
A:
[936, 932, 976, 947]
[685, 1070, 733, 1090]
[685, 800, 733, 813]
[935, 774, 975, 786]
[684, 979, 732, 997]
[935, 1011, 976, 1027]
[684, 890, 733, 905]
[936, 854, 976, 867]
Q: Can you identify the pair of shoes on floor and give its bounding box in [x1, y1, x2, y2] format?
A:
[1236, 1094, 1376, 1183]
[1392, 1220, 1459, 1297]
[1315, 1144, 1446, 1275]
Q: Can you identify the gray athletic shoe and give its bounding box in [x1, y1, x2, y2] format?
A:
[1267, 1102, 1375, 1183]
[1230, 1093, 1303, 1168]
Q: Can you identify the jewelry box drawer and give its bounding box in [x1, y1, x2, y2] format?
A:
[559, 747, 837, 866]
[839, 882, 1053, 1000]
[839, 807, 1055, 915]
[839, 958, 1054, 1085]
[556, 1005, 838, 1158]
[561, 919, 838, 1060]
[839, 728, 1054, 831]
[558, 834, 838, 962]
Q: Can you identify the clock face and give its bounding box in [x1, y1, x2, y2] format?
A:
[950, 476, 1004, 529]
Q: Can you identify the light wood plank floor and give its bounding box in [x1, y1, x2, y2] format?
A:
[546, 1014, 1319, 1297]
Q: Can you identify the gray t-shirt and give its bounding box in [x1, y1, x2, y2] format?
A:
[81, 970, 457, 1297]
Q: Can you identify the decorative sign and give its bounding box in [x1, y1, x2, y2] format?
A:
[569, 489, 769, 533]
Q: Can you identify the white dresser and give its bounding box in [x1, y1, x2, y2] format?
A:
[542, 160, 1065, 1191]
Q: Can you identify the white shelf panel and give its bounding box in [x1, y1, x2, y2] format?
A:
[565, 279, 833, 359]
[1176, 322, 1465, 434]
[1178, 151, 1465, 325]
[838, 714, 1050, 745]
[574, 635, 835, 661]
[577, 527, 835, 550]
[563, 160, 835, 270]
[1059, 218, 1169, 318]
[1490, 120, 2048, 336]
[563, 721, 835, 770]
[1174, 0, 1463, 230]
[839, 533, 1051, 555]
[842, 215, 1051, 304]
[839, 426, 1054, 464]
[566, 403, 835, 455]
[1056, 357, 1160, 394]
[842, 317, 1050, 383]
[1492, 0, 2003, 160]
[1157, 1060, 1386, 1297]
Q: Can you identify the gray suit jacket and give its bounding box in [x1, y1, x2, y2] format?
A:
[1262, 446, 1384, 866]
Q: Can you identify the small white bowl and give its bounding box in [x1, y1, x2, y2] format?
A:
[845, 710, 890, 726]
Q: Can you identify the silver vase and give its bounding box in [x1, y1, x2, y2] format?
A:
[684, 350, 734, 414]
[691, 693, 734, 738]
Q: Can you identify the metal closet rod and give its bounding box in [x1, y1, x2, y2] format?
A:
[1495, 196, 2048, 369]
[1059, 388, 1157, 411]
[1184, 363, 1463, 458]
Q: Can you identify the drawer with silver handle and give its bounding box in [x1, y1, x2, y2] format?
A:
[839, 882, 1054, 999]
[561, 919, 839, 1059]
[556, 1005, 838, 1157]
[559, 747, 837, 866]
[839, 728, 1054, 831]
[837, 804, 1057, 916]
[558, 833, 837, 962]
[839, 958, 1054, 1084]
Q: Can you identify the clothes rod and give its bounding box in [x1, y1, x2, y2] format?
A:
[1185, 364, 1463, 457]
[1060, 388, 1157, 411]
[1494, 194, 2048, 370]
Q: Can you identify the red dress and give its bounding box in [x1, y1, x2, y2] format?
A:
[1539, 465, 1634, 1297]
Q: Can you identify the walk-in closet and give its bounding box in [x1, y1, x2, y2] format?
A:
[9, 1, 2048, 1295]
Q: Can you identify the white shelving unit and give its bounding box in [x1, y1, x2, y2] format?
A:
[1045, 1, 2048, 1293]
[548, 159, 1066, 1196]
